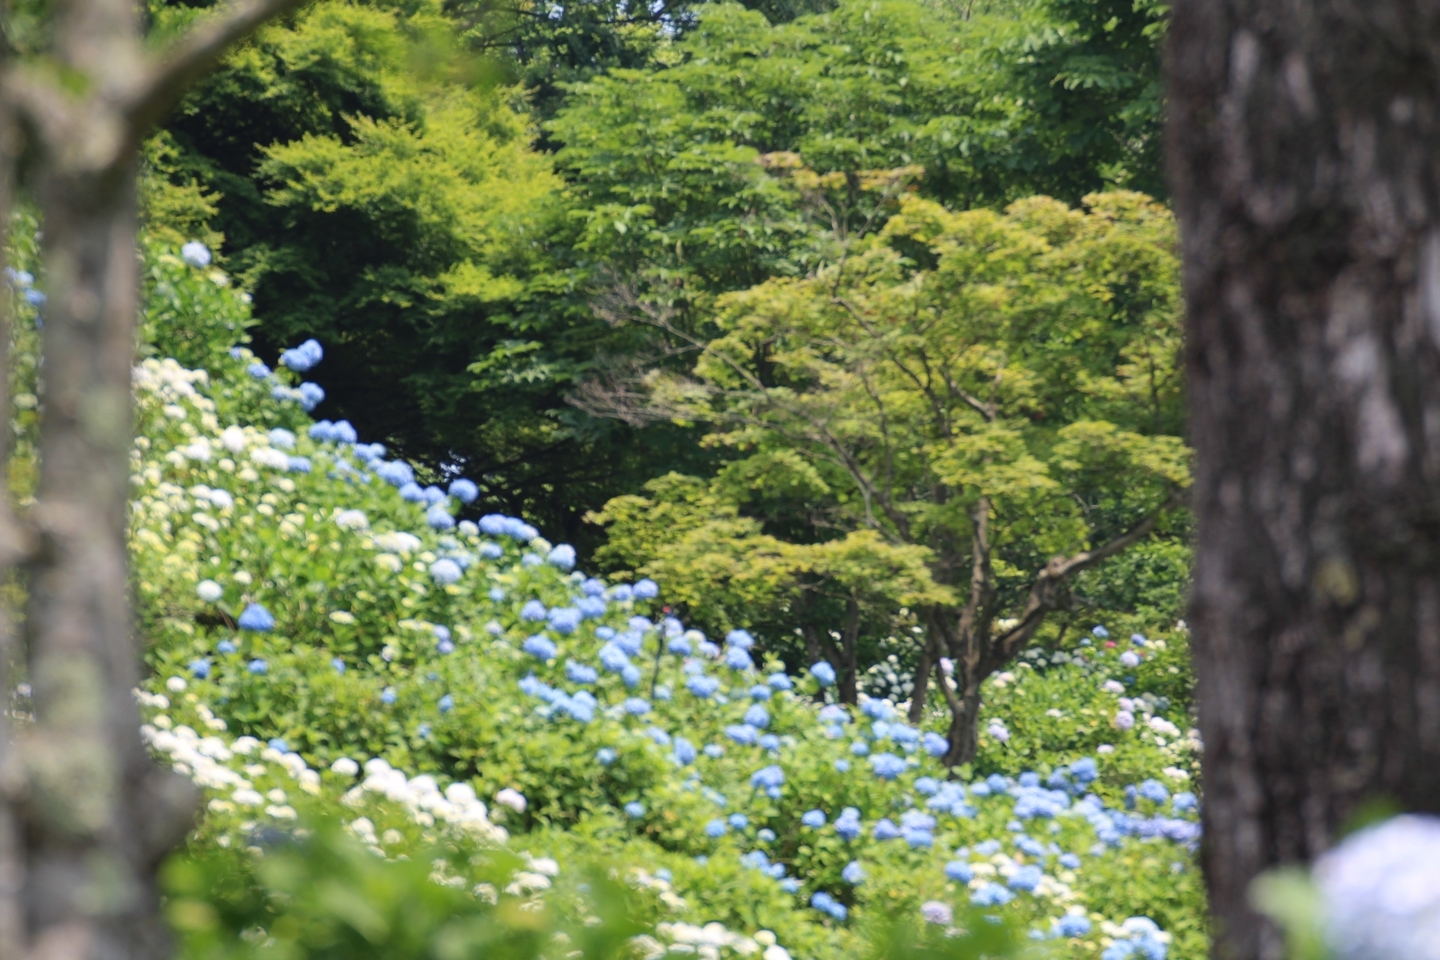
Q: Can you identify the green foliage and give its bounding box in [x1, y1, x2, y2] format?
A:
[142, 241, 259, 373]
[165, 822, 646, 960]
[147, 0, 1172, 556]
[107, 258, 1206, 956]
[590, 191, 1187, 698]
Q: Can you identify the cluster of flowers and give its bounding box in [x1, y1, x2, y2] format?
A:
[140, 677, 796, 960]
[129, 330, 1198, 949]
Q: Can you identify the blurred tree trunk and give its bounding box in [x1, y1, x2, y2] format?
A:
[0, 0, 306, 956]
[1168, 3, 1440, 958]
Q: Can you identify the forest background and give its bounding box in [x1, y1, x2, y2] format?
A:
[136, 0, 1182, 707]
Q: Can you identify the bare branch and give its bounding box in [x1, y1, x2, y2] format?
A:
[126, 0, 311, 137]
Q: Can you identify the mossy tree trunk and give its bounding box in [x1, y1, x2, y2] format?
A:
[0, 0, 307, 955]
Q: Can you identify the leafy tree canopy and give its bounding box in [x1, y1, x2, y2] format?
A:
[587, 190, 1188, 759]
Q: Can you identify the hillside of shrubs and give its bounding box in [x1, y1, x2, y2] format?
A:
[2, 239, 1211, 958]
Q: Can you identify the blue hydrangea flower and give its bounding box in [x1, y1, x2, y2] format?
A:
[750, 765, 784, 792]
[726, 724, 759, 746]
[438, 694, 454, 713]
[726, 629, 754, 649]
[870, 753, 905, 780]
[180, 241, 212, 268]
[377, 461, 414, 487]
[247, 361, 271, 379]
[686, 675, 720, 699]
[743, 704, 770, 728]
[850, 740, 870, 756]
[522, 635, 557, 660]
[298, 382, 325, 411]
[577, 597, 607, 619]
[566, 661, 598, 685]
[188, 658, 211, 679]
[426, 504, 455, 531]
[624, 697, 651, 716]
[944, 860, 974, 882]
[520, 600, 548, 622]
[237, 603, 275, 632]
[767, 672, 793, 691]
[1008, 865, 1043, 891]
[801, 809, 826, 828]
[673, 738, 697, 766]
[842, 860, 865, 884]
[399, 483, 426, 502]
[1015, 836, 1046, 857]
[724, 646, 754, 671]
[548, 607, 581, 635]
[624, 801, 645, 819]
[704, 819, 727, 838]
[596, 748, 617, 766]
[333, 420, 358, 443]
[217, 639, 237, 654]
[547, 544, 576, 570]
[429, 559, 462, 586]
[1093, 625, 1111, 638]
[609, 584, 633, 602]
[1055, 915, 1092, 938]
[268, 738, 289, 753]
[655, 684, 672, 701]
[1138, 779, 1170, 804]
[703, 744, 725, 759]
[1172, 791, 1198, 813]
[748, 684, 772, 701]
[448, 478, 479, 503]
[599, 643, 630, 674]
[279, 338, 323, 372]
[757, 829, 776, 843]
[479, 543, 504, 560]
[621, 664, 642, 688]
[331, 657, 345, 674]
[381, 687, 397, 704]
[810, 661, 836, 687]
[923, 732, 948, 757]
[268, 428, 296, 449]
[633, 578, 659, 599]
[728, 813, 749, 829]
[759, 734, 780, 751]
[971, 883, 1015, 906]
[873, 818, 901, 841]
[1059, 853, 1082, 869]
[834, 808, 862, 841]
[422, 486, 446, 506]
[1069, 757, 1099, 785]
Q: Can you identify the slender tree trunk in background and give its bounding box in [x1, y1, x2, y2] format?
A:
[838, 596, 859, 705]
[1168, 4, 1440, 958]
[906, 641, 933, 723]
[21, 150, 195, 960]
[0, 0, 306, 954]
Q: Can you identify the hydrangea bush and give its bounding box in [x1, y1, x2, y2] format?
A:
[9, 245, 1213, 958]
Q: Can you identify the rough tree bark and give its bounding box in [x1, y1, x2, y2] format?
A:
[0, 0, 307, 956]
[1167, 3, 1440, 958]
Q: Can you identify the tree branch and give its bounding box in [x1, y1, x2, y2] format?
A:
[989, 486, 1186, 665]
[126, 0, 310, 137]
